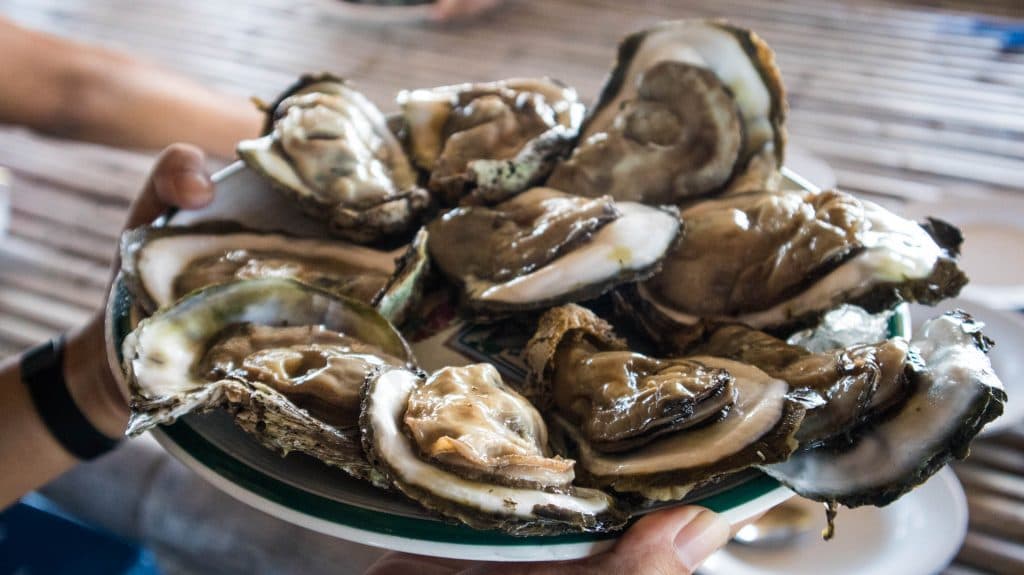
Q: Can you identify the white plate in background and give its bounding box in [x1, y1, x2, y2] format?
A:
[901, 196, 1024, 310]
[699, 467, 967, 575]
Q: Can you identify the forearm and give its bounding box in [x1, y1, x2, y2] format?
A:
[0, 17, 261, 158]
[0, 315, 127, 508]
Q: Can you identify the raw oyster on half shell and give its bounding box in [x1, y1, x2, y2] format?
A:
[398, 78, 585, 205]
[547, 20, 786, 203]
[624, 188, 966, 345]
[524, 304, 805, 500]
[123, 278, 415, 486]
[761, 311, 1006, 507]
[427, 187, 680, 314]
[361, 363, 626, 535]
[121, 223, 395, 314]
[238, 74, 430, 244]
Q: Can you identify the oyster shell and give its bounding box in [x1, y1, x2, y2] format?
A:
[525, 305, 805, 500]
[426, 187, 680, 314]
[124, 278, 415, 485]
[547, 19, 786, 203]
[371, 227, 431, 327]
[121, 222, 395, 313]
[361, 364, 626, 535]
[624, 189, 966, 345]
[398, 78, 585, 205]
[238, 74, 430, 244]
[761, 311, 1006, 507]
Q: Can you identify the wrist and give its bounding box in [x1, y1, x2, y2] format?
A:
[63, 313, 129, 439]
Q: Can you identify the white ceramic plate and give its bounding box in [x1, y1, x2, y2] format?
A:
[911, 298, 1023, 435]
[901, 196, 1024, 310]
[699, 467, 968, 575]
[105, 164, 903, 561]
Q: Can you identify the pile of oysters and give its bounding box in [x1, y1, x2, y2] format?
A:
[120, 20, 1006, 536]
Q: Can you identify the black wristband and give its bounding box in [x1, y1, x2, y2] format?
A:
[21, 335, 119, 460]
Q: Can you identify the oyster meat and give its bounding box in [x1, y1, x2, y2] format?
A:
[427, 187, 680, 314]
[547, 20, 786, 203]
[525, 305, 805, 500]
[121, 223, 395, 313]
[398, 78, 584, 204]
[692, 323, 913, 445]
[238, 74, 430, 243]
[124, 278, 415, 485]
[761, 311, 1006, 507]
[361, 363, 625, 535]
[625, 188, 967, 343]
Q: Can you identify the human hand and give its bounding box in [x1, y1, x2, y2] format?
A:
[431, 0, 504, 21]
[365, 505, 730, 575]
[64, 143, 215, 439]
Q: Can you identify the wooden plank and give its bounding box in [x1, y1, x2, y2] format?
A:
[0, 287, 92, 331]
[957, 531, 1024, 575]
[0, 312, 57, 347]
[954, 463, 1024, 501]
[0, 270, 105, 310]
[966, 492, 1024, 541]
[7, 213, 115, 264]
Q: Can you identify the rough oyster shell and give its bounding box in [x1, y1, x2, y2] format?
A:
[238, 74, 431, 244]
[361, 364, 626, 535]
[120, 222, 395, 314]
[398, 78, 585, 205]
[761, 311, 1006, 507]
[547, 19, 786, 203]
[123, 278, 415, 486]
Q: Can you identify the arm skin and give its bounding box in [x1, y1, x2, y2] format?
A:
[0, 16, 261, 157]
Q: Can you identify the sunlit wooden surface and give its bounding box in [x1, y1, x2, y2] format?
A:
[0, 1, 1021, 573]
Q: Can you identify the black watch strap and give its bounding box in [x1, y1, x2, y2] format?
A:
[21, 336, 119, 460]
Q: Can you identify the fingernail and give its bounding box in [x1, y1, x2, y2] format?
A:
[674, 510, 730, 571]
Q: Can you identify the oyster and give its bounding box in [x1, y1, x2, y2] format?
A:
[761, 311, 1006, 507]
[361, 363, 625, 535]
[625, 189, 967, 344]
[121, 223, 394, 313]
[398, 78, 585, 205]
[238, 74, 430, 244]
[525, 305, 805, 500]
[692, 323, 913, 445]
[124, 278, 415, 485]
[547, 20, 786, 203]
[427, 187, 680, 314]
[371, 227, 431, 327]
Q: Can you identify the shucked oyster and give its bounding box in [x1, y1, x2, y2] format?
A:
[691, 323, 913, 446]
[121, 223, 394, 314]
[547, 20, 786, 203]
[398, 78, 585, 205]
[625, 188, 967, 345]
[761, 311, 1006, 507]
[124, 278, 415, 485]
[361, 363, 625, 535]
[525, 305, 805, 500]
[238, 74, 430, 244]
[427, 187, 680, 314]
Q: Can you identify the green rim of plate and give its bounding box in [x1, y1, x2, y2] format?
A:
[111, 274, 907, 546]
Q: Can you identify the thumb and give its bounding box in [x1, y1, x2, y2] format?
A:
[591, 506, 730, 575]
[455, 505, 729, 575]
[123, 143, 214, 229]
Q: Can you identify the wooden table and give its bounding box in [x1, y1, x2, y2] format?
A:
[0, 1, 1021, 573]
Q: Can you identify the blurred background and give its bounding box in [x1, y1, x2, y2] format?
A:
[0, 1, 1021, 574]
